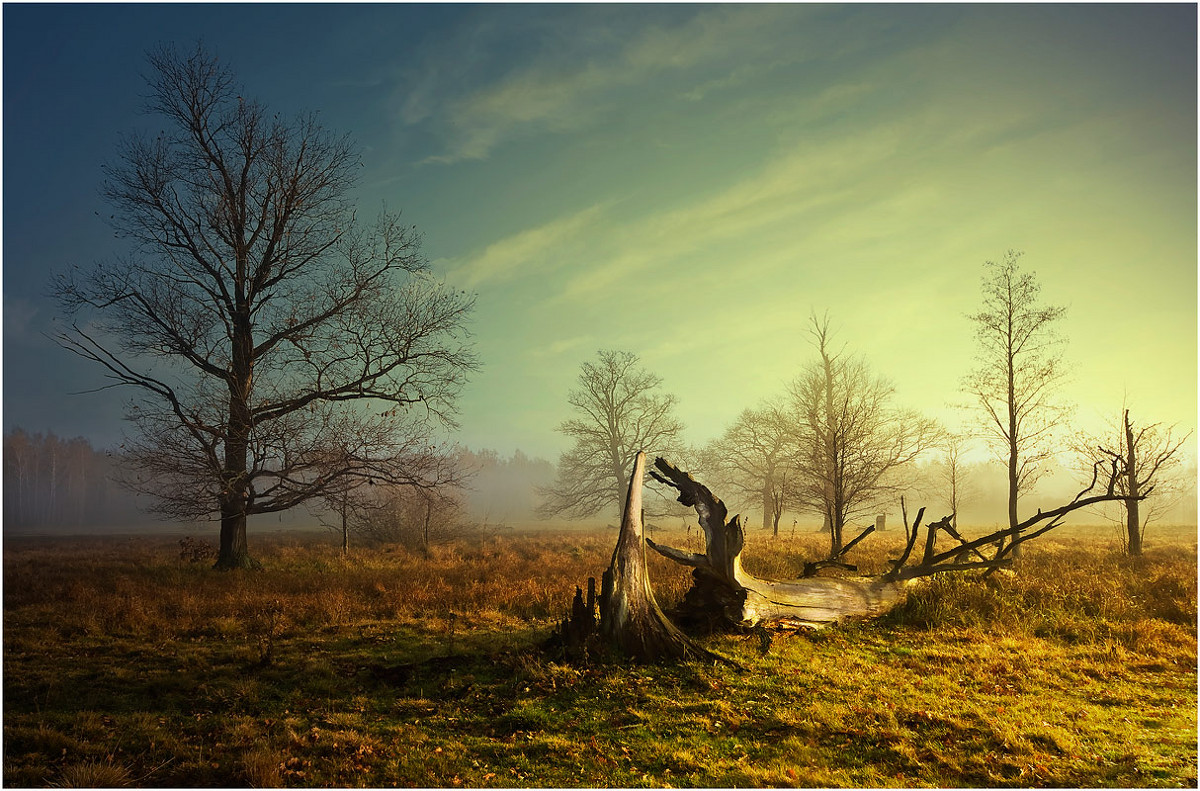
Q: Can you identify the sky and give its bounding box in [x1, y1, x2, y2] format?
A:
[3, 3, 1197, 470]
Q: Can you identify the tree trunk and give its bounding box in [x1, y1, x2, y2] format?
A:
[1124, 410, 1142, 556]
[341, 496, 350, 556]
[762, 484, 775, 535]
[648, 458, 907, 630]
[216, 510, 256, 569]
[421, 494, 433, 559]
[214, 321, 258, 571]
[1005, 351, 1022, 560]
[829, 504, 845, 559]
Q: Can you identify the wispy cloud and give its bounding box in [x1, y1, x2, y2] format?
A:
[443, 203, 608, 288]
[528, 335, 594, 360]
[553, 126, 905, 303]
[410, 5, 824, 164]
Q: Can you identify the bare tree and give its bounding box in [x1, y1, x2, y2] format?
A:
[964, 250, 1067, 557]
[937, 433, 978, 530]
[317, 446, 466, 555]
[349, 480, 470, 556]
[787, 314, 941, 558]
[51, 45, 477, 569]
[1073, 408, 1192, 555]
[538, 350, 684, 521]
[708, 400, 796, 536]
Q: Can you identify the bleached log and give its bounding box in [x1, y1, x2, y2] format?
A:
[648, 457, 910, 629]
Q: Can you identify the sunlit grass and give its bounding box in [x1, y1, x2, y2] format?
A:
[4, 525, 1196, 787]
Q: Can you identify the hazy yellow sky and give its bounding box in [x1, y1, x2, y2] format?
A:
[428, 5, 1196, 461]
[5, 4, 1196, 470]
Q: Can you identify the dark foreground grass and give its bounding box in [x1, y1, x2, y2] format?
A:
[4, 526, 1196, 787]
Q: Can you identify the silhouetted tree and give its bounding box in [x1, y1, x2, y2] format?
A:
[51, 45, 476, 568]
[788, 314, 941, 558]
[539, 350, 683, 521]
[964, 250, 1067, 557]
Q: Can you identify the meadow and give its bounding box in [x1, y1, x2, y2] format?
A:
[3, 522, 1196, 787]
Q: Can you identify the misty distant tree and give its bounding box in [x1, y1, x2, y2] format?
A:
[539, 350, 683, 521]
[1073, 409, 1192, 556]
[51, 45, 476, 569]
[317, 448, 466, 555]
[964, 250, 1067, 557]
[788, 314, 941, 558]
[456, 448, 555, 525]
[937, 433, 977, 529]
[347, 480, 470, 556]
[708, 399, 796, 536]
[2, 430, 139, 530]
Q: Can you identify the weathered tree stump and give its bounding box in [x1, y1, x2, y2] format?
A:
[549, 452, 722, 663]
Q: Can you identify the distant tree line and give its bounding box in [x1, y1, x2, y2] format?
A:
[3, 430, 146, 530]
[319, 447, 556, 555]
[457, 448, 555, 526]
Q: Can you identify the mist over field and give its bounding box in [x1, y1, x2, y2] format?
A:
[5, 426, 1195, 543]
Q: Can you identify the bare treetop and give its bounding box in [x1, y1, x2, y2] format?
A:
[965, 250, 1068, 495]
[539, 350, 684, 520]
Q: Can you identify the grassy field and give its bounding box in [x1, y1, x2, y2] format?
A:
[3, 523, 1196, 787]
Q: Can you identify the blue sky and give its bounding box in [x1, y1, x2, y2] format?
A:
[3, 3, 1196, 466]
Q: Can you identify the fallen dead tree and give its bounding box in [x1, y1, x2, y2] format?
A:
[549, 454, 1135, 660]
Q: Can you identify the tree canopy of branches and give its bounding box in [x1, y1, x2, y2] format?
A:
[706, 400, 795, 536]
[964, 250, 1067, 551]
[1073, 408, 1192, 555]
[51, 45, 477, 569]
[787, 315, 941, 558]
[539, 350, 684, 521]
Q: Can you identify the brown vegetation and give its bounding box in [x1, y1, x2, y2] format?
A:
[4, 524, 1196, 787]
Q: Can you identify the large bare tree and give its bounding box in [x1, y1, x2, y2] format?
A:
[538, 350, 683, 521]
[51, 45, 476, 569]
[1073, 408, 1192, 556]
[964, 250, 1067, 556]
[788, 315, 941, 558]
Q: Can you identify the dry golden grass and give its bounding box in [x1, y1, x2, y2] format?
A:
[3, 523, 1195, 787]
